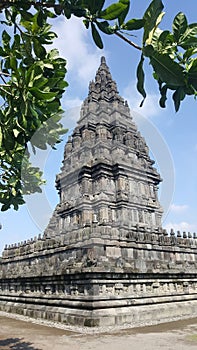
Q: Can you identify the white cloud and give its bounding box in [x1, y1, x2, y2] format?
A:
[51, 16, 108, 85]
[170, 204, 189, 213]
[164, 222, 197, 233]
[123, 82, 161, 118]
[63, 97, 83, 110]
[61, 104, 81, 130]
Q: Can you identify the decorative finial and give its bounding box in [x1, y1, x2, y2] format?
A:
[101, 56, 106, 64]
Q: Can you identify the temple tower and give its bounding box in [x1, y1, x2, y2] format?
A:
[44, 56, 163, 239]
[1, 57, 197, 328]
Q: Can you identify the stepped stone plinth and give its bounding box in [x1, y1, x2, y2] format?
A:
[0, 57, 197, 328]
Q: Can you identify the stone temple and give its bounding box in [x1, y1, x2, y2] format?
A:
[1, 57, 197, 327]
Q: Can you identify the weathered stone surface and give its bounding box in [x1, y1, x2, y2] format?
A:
[0, 57, 197, 327]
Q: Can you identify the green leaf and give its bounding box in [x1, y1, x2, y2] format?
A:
[183, 23, 197, 39]
[159, 84, 168, 108]
[33, 76, 48, 89]
[29, 87, 57, 101]
[54, 5, 63, 16]
[158, 30, 172, 44]
[2, 30, 11, 45]
[172, 12, 188, 43]
[118, 0, 130, 26]
[43, 62, 54, 69]
[149, 27, 163, 50]
[37, 10, 44, 27]
[188, 58, 197, 75]
[19, 2, 31, 11]
[12, 33, 21, 50]
[33, 39, 46, 59]
[95, 0, 105, 12]
[123, 19, 145, 31]
[45, 9, 57, 19]
[91, 23, 103, 49]
[13, 129, 20, 138]
[3, 130, 15, 151]
[11, 188, 17, 196]
[149, 51, 185, 87]
[0, 46, 6, 56]
[5, 9, 11, 22]
[179, 23, 197, 48]
[26, 63, 43, 87]
[99, 3, 127, 21]
[43, 31, 58, 44]
[96, 21, 114, 35]
[20, 10, 33, 22]
[18, 113, 28, 129]
[10, 56, 17, 71]
[188, 23, 197, 35]
[83, 19, 90, 29]
[47, 48, 60, 60]
[188, 58, 197, 90]
[183, 48, 197, 61]
[143, 44, 154, 57]
[88, 0, 105, 14]
[63, 6, 71, 19]
[173, 87, 186, 112]
[1, 203, 11, 212]
[143, 0, 164, 44]
[72, 8, 86, 18]
[136, 54, 146, 107]
[146, 11, 165, 45]
[180, 37, 197, 49]
[45, 102, 60, 113]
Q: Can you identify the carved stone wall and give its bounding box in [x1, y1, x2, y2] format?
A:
[1, 227, 197, 278]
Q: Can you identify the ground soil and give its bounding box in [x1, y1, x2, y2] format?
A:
[0, 313, 197, 350]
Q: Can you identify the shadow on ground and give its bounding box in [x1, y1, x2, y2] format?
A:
[0, 338, 41, 350]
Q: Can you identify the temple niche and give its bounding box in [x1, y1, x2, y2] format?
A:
[1, 57, 197, 329]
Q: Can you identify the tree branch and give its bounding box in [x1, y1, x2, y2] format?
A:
[0, 74, 7, 84]
[115, 31, 142, 51]
[0, 86, 12, 94]
[0, 71, 10, 77]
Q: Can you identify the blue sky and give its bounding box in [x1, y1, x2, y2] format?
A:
[0, 1, 197, 253]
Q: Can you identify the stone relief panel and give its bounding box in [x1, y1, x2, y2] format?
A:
[1, 277, 197, 301]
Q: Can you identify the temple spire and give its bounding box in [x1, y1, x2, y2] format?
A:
[87, 56, 123, 103]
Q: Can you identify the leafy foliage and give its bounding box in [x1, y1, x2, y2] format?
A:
[0, 7, 67, 210]
[0, 0, 196, 211]
[139, 1, 197, 111]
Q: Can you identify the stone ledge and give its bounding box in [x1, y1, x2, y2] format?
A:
[1, 299, 197, 328]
